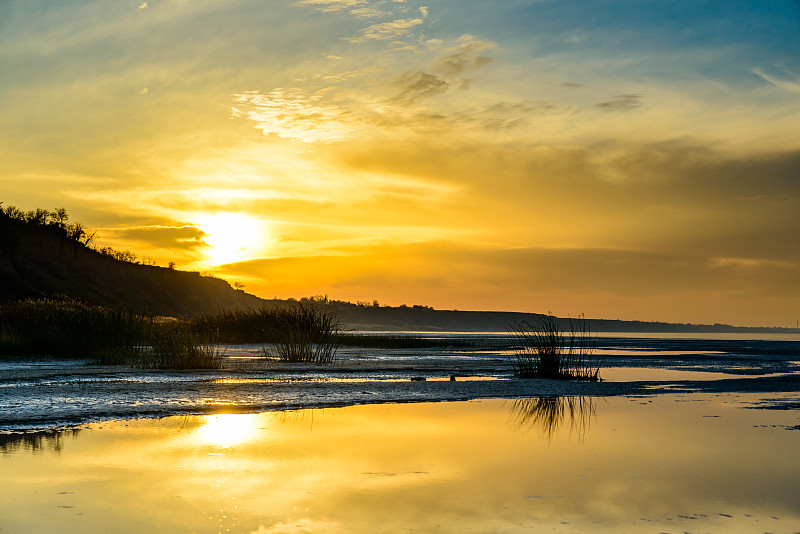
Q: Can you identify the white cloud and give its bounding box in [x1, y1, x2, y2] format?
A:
[425, 38, 444, 49]
[233, 80, 553, 143]
[298, 0, 384, 18]
[347, 17, 424, 42]
[298, 0, 365, 11]
[753, 67, 800, 94]
[233, 89, 351, 143]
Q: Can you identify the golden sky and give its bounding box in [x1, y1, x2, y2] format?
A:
[1, 1, 799, 326]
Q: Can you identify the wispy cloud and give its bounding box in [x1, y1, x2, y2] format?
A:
[451, 101, 554, 130]
[234, 84, 554, 142]
[428, 36, 496, 90]
[298, 0, 426, 21]
[298, 0, 383, 17]
[233, 89, 351, 143]
[232, 34, 540, 142]
[753, 67, 800, 93]
[431, 38, 495, 77]
[299, 0, 365, 9]
[595, 94, 643, 111]
[391, 71, 449, 104]
[347, 17, 424, 42]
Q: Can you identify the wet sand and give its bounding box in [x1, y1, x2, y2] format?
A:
[1, 336, 799, 432]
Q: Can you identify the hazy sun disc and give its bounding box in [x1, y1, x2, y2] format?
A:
[199, 213, 264, 265]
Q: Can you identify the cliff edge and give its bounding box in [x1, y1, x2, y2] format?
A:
[0, 212, 264, 316]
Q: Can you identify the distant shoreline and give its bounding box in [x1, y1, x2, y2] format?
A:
[327, 303, 800, 334]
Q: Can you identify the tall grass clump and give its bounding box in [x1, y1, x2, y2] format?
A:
[0, 299, 148, 362]
[0, 299, 223, 369]
[263, 303, 342, 363]
[509, 313, 599, 380]
[130, 322, 222, 370]
[192, 307, 283, 344]
[192, 304, 343, 363]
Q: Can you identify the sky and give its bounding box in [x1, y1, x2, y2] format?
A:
[1, 0, 799, 327]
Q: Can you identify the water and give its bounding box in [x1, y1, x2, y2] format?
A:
[1, 333, 799, 532]
[1, 395, 799, 533]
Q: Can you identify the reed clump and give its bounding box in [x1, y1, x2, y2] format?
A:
[0, 299, 148, 362]
[263, 303, 342, 363]
[192, 304, 343, 363]
[130, 322, 222, 370]
[0, 299, 222, 369]
[509, 313, 600, 380]
[191, 307, 283, 344]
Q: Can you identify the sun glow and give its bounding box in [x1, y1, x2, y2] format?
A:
[198, 213, 266, 265]
[194, 413, 261, 447]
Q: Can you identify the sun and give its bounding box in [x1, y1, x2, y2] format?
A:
[198, 213, 265, 265]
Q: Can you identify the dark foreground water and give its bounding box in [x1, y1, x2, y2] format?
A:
[2, 394, 800, 533]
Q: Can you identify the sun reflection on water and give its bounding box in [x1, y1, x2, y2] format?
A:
[194, 413, 260, 448]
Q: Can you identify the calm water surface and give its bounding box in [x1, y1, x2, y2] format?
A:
[2, 393, 800, 533]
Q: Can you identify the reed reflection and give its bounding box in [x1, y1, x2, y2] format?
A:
[509, 396, 597, 441]
[0, 428, 81, 454]
[273, 408, 331, 427]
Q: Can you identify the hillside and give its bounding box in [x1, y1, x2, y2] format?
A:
[0, 211, 264, 317]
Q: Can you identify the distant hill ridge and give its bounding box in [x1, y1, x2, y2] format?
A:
[316, 300, 798, 334]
